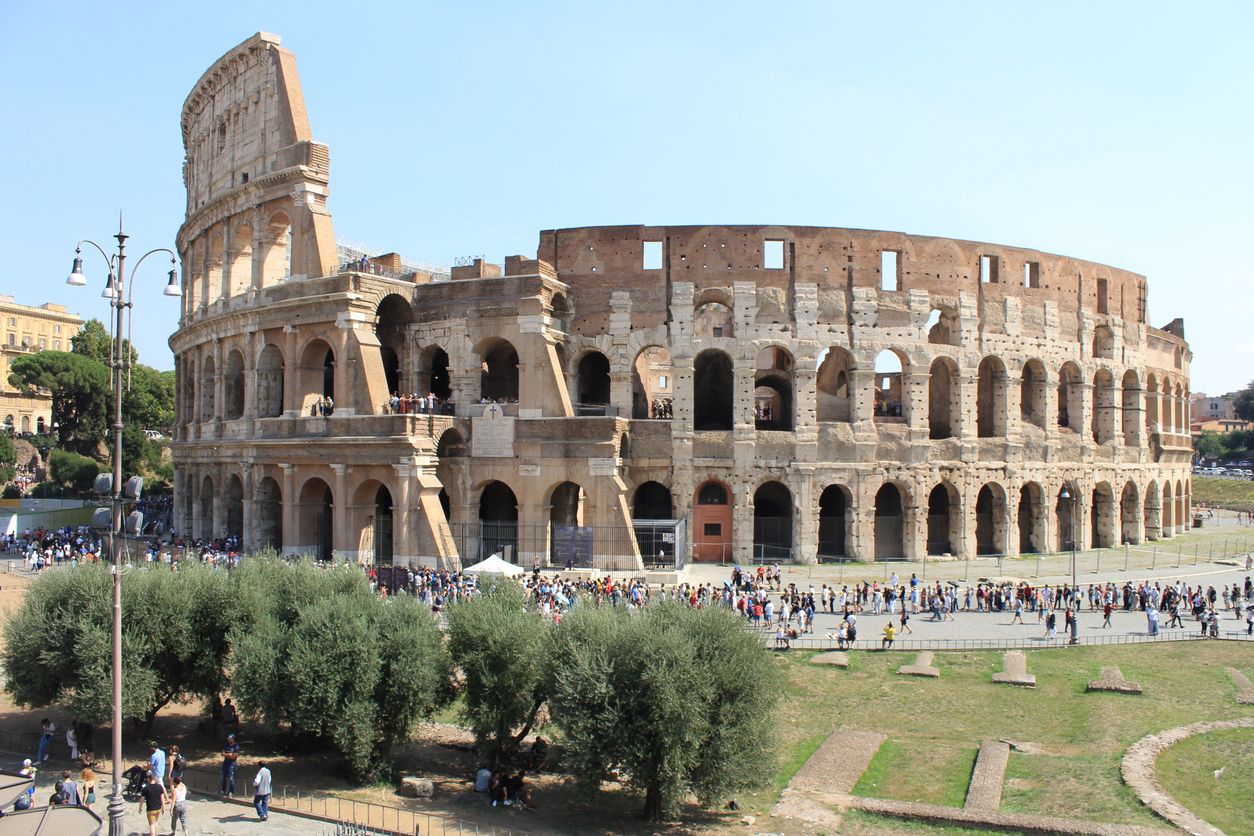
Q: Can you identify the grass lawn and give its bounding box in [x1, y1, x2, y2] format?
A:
[840, 809, 998, 834]
[1155, 726, 1254, 834]
[1192, 475, 1254, 509]
[753, 641, 1254, 830]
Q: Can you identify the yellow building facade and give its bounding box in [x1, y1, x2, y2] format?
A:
[0, 295, 83, 434]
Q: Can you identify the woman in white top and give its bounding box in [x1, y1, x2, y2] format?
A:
[169, 777, 189, 835]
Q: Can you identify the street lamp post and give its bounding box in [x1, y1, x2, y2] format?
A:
[67, 216, 180, 836]
[1060, 482, 1079, 644]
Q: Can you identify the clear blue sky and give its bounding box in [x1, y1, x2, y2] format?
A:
[1, 1, 1250, 395]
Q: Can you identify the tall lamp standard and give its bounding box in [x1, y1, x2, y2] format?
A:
[1059, 482, 1079, 645]
[67, 216, 180, 836]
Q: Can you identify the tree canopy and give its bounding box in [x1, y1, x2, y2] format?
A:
[71, 318, 135, 367]
[1234, 382, 1254, 422]
[7, 351, 109, 454]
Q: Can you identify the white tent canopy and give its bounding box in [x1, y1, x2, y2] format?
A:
[463, 554, 525, 575]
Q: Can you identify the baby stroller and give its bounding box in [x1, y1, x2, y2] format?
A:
[121, 765, 148, 800]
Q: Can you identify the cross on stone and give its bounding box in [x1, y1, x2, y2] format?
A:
[992, 650, 1036, 687]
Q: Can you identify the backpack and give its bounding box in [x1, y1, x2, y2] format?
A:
[173, 753, 186, 773]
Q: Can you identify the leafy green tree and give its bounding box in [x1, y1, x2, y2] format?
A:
[71, 318, 135, 367]
[2, 485, 21, 499]
[548, 603, 778, 821]
[1234, 383, 1254, 423]
[1194, 432, 1225, 460]
[1, 563, 239, 735]
[445, 578, 549, 767]
[8, 351, 109, 454]
[0, 433, 15, 482]
[48, 448, 101, 494]
[229, 558, 453, 779]
[123, 365, 174, 431]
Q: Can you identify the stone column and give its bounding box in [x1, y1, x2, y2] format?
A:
[734, 482, 753, 565]
[794, 468, 816, 563]
[393, 462, 413, 564]
[331, 464, 349, 561]
[609, 370, 632, 419]
[279, 464, 297, 556]
[241, 465, 255, 551]
[849, 369, 875, 428]
[283, 325, 299, 417]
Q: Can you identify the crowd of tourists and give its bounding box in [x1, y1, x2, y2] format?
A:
[3, 525, 107, 570]
[386, 391, 455, 415]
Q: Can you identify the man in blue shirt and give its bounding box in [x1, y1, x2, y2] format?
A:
[148, 741, 166, 782]
[220, 734, 241, 796]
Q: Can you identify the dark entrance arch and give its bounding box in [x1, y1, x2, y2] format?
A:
[753, 482, 792, 562]
[577, 352, 611, 409]
[693, 350, 733, 430]
[818, 485, 850, 560]
[927, 483, 958, 556]
[298, 478, 333, 561]
[255, 476, 282, 551]
[373, 485, 394, 566]
[479, 481, 518, 562]
[874, 484, 905, 560]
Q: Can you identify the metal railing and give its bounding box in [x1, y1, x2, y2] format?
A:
[181, 766, 527, 836]
[759, 628, 1253, 653]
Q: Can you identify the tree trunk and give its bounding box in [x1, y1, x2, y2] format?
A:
[643, 782, 664, 822]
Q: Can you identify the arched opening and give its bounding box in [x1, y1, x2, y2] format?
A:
[255, 476, 282, 550]
[479, 481, 518, 562]
[1120, 481, 1140, 545]
[1145, 373, 1160, 436]
[550, 292, 570, 331]
[1121, 371, 1141, 446]
[576, 351, 611, 410]
[693, 349, 733, 430]
[874, 483, 906, 560]
[435, 428, 466, 527]
[414, 345, 452, 402]
[1092, 325, 1115, 360]
[298, 477, 334, 561]
[1091, 482, 1116, 549]
[818, 485, 851, 560]
[928, 358, 958, 439]
[754, 346, 793, 430]
[200, 356, 216, 420]
[873, 350, 906, 421]
[1174, 385, 1186, 435]
[549, 481, 588, 566]
[198, 474, 215, 540]
[1055, 483, 1079, 552]
[926, 483, 959, 556]
[1020, 360, 1047, 429]
[1018, 482, 1045, 554]
[256, 344, 284, 418]
[223, 474, 244, 542]
[753, 482, 793, 562]
[206, 233, 225, 305]
[182, 475, 194, 539]
[1092, 369, 1117, 444]
[297, 339, 335, 415]
[223, 350, 245, 420]
[633, 481, 674, 564]
[375, 294, 413, 397]
[1057, 362, 1082, 431]
[815, 347, 853, 422]
[479, 340, 519, 402]
[693, 301, 733, 339]
[618, 433, 630, 460]
[1143, 481, 1161, 541]
[20, 416, 28, 434]
[976, 483, 1007, 556]
[259, 212, 292, 286]
[372, 484, 394, 567]
[228, 222, 253, 296]
[926, 307, 958, 346]
[36, 416, 45, 434]
[1175, 479, 1186, 536]
[1160, 380, 1174, 433]
[631, 346, 672, 419]
[976, 356, 1008, 438]
[693, 480, 732, 562]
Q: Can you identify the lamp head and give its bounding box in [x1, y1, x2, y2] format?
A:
[67, 250, 87, 287]
[163, 268, 182, 297]
[1060, 485, 1071, 500]
[102, 274, 118, 299]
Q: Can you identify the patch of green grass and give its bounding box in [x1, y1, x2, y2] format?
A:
[1001, 750, 1159, 826]
[1156, 726, 1254, 834]
[853, 739, 976, 807]
[1192, 475, 1254, 509]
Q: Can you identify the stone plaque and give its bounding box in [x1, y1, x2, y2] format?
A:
[472, 404, 515, 457]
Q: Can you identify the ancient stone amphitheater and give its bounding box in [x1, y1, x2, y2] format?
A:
[170, 33, 1192, 570]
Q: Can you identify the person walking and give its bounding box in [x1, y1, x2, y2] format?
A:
[148, 741, 166, 783]
[898, 606, 912, 635]
[170, 775, 190, 834]
[253, 761, 273, 821]
[1103, 601, 1113, 628]
[220, 734, 240, 796]
[59, 770, 80, 806]
[1012, 599, 1024, 624]
[80, 766, 96, 807]
[137, 772, 167, 836]
[36, 718, 55, 763]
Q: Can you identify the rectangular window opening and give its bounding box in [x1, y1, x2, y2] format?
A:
[763, 239, 784, 270]
[658, 375, 668, 389]
[642, 240, 663, 270]
[1097, 278, 1109, 314]
[1024, 261, 1040, 288]
[880, 250, 899, 291]
[703, 523, 722, 537]
[980, 255, 999, 284]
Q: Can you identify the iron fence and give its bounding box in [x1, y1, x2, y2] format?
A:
[759, 628, 1253, 653]
[445, 522, 651, 571]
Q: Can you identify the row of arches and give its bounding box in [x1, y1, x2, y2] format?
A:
[3, 415, 46, 434]
[183, 211, 293, 315]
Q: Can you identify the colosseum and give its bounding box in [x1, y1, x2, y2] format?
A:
[170, 33, 1193, 571]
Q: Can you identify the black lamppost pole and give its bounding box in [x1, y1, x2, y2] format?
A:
[1060, 482, 1080, 644]
[67, 215, 180, 836]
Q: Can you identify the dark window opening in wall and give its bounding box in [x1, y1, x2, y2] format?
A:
[1097, 278, 1109, 314]
[1024, 261, 1040, 288]
[712, 326, 723, 337]
[880, 251, 899, 291]
[980, 255, 999, 284]
[704, 523, 721, 537]
[764, 239, 784, 269]
[216, 124, 227, 155]
[642, 240, 663, 270]
[241, 172, 249, 184]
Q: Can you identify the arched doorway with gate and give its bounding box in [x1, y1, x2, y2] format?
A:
[693, 480, 731, 562]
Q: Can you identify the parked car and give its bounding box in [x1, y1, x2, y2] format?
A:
[143, 429, 165, 440]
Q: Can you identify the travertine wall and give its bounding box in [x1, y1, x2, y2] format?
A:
[170, 38, 1191, 569]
